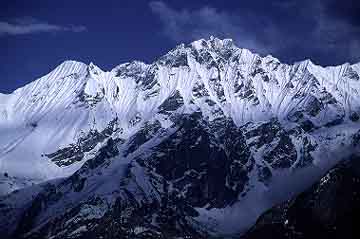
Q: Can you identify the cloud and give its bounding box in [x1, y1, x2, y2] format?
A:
[0, 17, 87, 36]
[149, 1, 268, 53]
[277, 0, 360, 62]
[320, 0, 360, 26]
[149, 1, 360, 65]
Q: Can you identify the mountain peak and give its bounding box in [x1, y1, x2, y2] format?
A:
[48, 60, 88, 80]
[190, 36, 235, 51]
[111, 60, 149, 75]
[57, 60, 87, 72]
[88, 62, 103, 76]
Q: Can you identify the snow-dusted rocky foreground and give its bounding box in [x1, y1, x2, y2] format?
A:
[0, 37, 359, 238]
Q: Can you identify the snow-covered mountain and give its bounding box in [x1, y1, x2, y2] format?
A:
[0, 37, 359, 238]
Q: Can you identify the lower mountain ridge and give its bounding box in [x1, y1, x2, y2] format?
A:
[242, 157, 360, 239]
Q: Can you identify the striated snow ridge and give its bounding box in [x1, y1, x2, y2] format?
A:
[0, 37, 359, 194]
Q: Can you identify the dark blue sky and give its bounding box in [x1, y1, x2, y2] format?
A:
[1, 0, 359, 93]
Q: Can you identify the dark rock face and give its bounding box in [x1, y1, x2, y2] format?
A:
[350, 112, 360, 122]
[124, 120, 163, 156]
[45, 119, 122, 167]
[242, 158, 360, 239]
[242, 120, 316, 174]
[146, 113, 253, 208]
[243, 120, 299, 169]
[158, 90, 184, 115]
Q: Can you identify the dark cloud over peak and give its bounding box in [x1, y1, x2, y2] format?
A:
[321, 0, 360, 26]
[150, 0, 360, 66]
